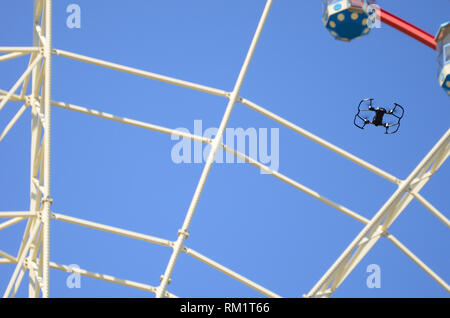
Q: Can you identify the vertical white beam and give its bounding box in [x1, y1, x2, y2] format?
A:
[41, 0, 52, 298]
[29, 0, 43, 298]
[155, 0, 274, 298]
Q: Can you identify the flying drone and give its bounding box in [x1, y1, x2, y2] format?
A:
[354, 98, 404, 134]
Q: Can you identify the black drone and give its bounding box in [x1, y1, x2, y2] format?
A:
[354, 98, 405, 134]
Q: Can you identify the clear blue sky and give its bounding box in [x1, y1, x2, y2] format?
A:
[0, 0, 449, 298]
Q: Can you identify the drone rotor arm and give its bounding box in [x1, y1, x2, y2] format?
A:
[358, 98, 375, 112]
[391, 103, 405, 119]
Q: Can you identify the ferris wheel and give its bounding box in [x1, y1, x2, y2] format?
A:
[0, 0, 449, 298]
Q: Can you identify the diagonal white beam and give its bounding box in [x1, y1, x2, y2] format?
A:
[53, 49, 228, 98]
[385, 233, 450, 292]
[52, 212, 172, 248]
[11, 265, 27, 297]
[0, 54, 42, 112]
[222, 144, 370, 224]
[411, 192, 449, 228]
[185, 247, 281, 298]
[239, 97, 401, 185]
[306, 129, 450, 297]
[0, 104, 28, 143]
[51, 99, 210, 144]
[155, 0, 274, 298]
[47, 97, 379, 226]
[0, 250, 16, 262]
[3, 220, 41, 298]
[33, 0, 44, 24]
[0, 88, 25, 101]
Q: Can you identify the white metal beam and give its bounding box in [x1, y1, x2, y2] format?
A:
[185, 247, 281, 298]
[385, 233, 450, 292]
[411, 192, 449, 228]
[306, 129, 450, 297]
[52, 212, 172, 248]
[53, 49, 229, 98]
[0, 217, 26, 231]
[0, 47, 40, 53]
[239, 97, 401, 185]
[3, 220, 41, 298]
[49, 262, 177, 298]
[0, 54, 42, 112]
[0, 104, 28, 143]
[0, 250, 16, 262]
[50, 99, 211, 144]
[0, 88, 25, 101]
[0, 52, 28, 63]
[0, 211, 36, 218]
[155, 0, 274, 298]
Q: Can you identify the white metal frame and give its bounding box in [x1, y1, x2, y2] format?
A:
[0, 0, 448, 298]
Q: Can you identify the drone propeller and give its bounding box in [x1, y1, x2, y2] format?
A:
[354, 98, 375, 129]
[388, 103, 405, 119]
[357, 98, 375, 111]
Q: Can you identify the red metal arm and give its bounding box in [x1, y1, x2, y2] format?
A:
[379, 8, 437, 50]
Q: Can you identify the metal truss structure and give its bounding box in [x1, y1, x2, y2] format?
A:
[0, 0, 449, 298]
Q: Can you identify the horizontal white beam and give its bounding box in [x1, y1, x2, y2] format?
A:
[50, 262, 177, 298]
[50, 97, 368, 225]
[0, 212, 36, 219]
[53, 212, 277, 297]
[51, 99, 211, 144]
[0, 259, 16, 264]
[52, 212, 172, 248]
[0, 47, 40, 53]
[0, 52, 29, 63]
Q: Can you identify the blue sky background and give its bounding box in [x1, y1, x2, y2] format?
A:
[0, 0, 449, 298]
